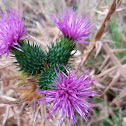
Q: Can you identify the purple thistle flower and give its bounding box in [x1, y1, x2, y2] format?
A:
[50, 8, 96, 44]
[36, 68, 99, 125]
[0, 9, 28, 58]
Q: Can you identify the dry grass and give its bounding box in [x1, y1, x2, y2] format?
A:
[0, 0, 126, 126]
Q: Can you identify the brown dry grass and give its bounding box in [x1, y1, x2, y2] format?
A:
[0, 0, 126, 126]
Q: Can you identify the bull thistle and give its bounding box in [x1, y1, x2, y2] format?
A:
[1, 8, 99, 125]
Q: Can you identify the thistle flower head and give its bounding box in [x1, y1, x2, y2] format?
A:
[37, 68, 99, 125]
[0, 9, 28, 57]
[50, 8, 96, 44]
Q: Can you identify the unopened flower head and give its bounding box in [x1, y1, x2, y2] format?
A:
[0, 9, 28, 57]
[36, 68, 99, 125]
[50, 8, 96, 44]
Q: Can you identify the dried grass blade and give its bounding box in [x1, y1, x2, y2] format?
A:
[104, 72, 120, 93]
[76, 0, 122, 71]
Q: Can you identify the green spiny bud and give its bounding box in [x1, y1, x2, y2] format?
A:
[38, 65, 66, 90]
[47, 37, 75, 67]
[12, 41, 47, 75]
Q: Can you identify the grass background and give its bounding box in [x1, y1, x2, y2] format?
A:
[0, 0, 126, 126]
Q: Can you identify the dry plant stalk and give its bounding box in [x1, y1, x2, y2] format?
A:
[110, 87, 126, 106]
[102, 44, 126, 93]
[0, 96, 23, 105]
[96, 65, 118, 78]
[76, 0, 125, 106]
[76, 0, 122, 71]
